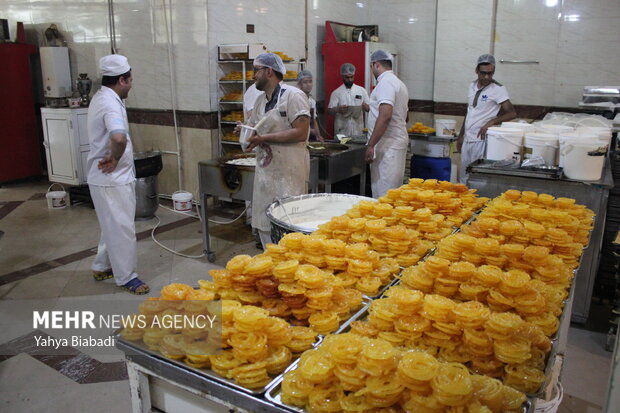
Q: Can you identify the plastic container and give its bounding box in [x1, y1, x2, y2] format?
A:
[560, 136, 607, 181]
[523, 133, 559, 165]
[411, 155, 451, 181]
[501, 121, 536, 133]
[534, 123, 574, 135]
[172, 191, 193, 212]
[485, 127, 524, 161]
[435, 119, 457, 137]
[239, 125, 256, 151]
[535, 382, 564, 413]
[46, 183, 68, 209]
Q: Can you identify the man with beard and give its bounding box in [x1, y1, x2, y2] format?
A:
[328, 63, 370, 137]
[244, 53, 311, 248]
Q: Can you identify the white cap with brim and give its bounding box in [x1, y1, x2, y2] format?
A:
[99, 55, 131, 76]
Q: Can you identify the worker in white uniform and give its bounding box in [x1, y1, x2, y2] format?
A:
[366, 50, 409, 199]
[243, 83, 264, 122]
[86, 54, 149, 295]
[327, 63, 370, 137]
[296, 70, 323, 141]
[244, 53, 311, 248]
[456, 54, 516, 184]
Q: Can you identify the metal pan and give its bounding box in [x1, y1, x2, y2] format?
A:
[114, 328, 323, 396]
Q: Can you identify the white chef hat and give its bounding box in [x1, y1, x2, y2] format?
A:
[99, 54, 131, 76]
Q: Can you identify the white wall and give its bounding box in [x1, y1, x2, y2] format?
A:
[434, 0, 620, 107]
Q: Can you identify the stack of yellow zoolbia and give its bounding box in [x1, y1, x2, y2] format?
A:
[344, 285, 550, 394]
[199, 253, 366, 334]
[121, 283, 318, 389]
[280, 333, 526, 412]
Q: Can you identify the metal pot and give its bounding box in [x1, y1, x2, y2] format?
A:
[134, 151, 163, 178]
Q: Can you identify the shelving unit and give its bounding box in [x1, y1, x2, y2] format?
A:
[216, 59, 305, 156]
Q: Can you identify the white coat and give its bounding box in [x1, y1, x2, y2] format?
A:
[328, 83, 369, 136]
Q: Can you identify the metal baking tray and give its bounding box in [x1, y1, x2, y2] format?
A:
[114, 328, 323, 396]
[264, 351, 533, 413]
[467, 159, 563, 180]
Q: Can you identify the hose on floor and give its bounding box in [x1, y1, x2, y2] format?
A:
[150, 202, 249, 258]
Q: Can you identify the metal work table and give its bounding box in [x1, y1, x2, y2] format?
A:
[311, 142, 366, 193]
[467, 157, 614, 323]
[198, 157, 319, 262]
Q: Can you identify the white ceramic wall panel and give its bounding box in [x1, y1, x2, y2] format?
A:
[493, 0, 561, 106]
[367, 0, 437, 100]
[434, 0, 494, 103]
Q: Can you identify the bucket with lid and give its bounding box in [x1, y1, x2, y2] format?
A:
[534, 123, 574, 135]
[560, 135, 607, 181]
[485, 127, 524, 161]
[435, 119, 457, 137]
[172, 191, 193, 212]
[501, 121, 536, 134]
[523, 133, 559, 165]
[46, 183, 68, 209]
[535, 382, 564, 413]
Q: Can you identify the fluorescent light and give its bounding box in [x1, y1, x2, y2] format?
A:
[356, 2, 364, 8]
[545, 0, 558, 7]
[563, 14, 580, 22]
[408, 18, 418, 24]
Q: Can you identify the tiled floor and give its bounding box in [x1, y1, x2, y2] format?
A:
[0, 180, 614, 412]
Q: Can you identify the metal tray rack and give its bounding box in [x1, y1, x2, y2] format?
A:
[115, 330, 324, 396]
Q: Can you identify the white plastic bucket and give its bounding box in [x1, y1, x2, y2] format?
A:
[172, 191, 193, 212]
[576, 126, 612, 144]
[560, 136, 607, 181]
[435, 119, 457, 137]
[46, 183, 68, 209]
[534, 123, 574, 135]
[485, 127, 524, 161]
[501, 121, 536, 133]
[239, 125, 256, 151]
[524, 133, 559, 165]
[535, 382, 564, 413]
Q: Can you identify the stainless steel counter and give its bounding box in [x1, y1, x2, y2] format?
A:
[467, 157, 614, 323]
[310, 142, 367, 193]
[198, 157, 319, 262]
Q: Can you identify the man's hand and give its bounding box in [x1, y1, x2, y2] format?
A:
[478, 121, 495, 140]
[365, 145, 375, 163]
[455, 140, 463, 153]
[233, 121, 243, 135]
[98, 154, 119, 174]
[245, 132, 264, 152]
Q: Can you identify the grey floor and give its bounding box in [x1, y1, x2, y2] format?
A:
[0, 180, 613, 412]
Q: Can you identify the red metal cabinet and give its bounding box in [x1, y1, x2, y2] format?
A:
[0, 43, 42, 182]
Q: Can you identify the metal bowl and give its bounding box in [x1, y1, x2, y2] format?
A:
[266, 193, 375, 242]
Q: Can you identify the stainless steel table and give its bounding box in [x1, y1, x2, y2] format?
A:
[311, 142, 367, 194]
[466, 157, 614, 323]
[198, 158, 318, 262]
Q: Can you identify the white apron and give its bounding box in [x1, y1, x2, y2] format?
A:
[252, 99, 310, 232]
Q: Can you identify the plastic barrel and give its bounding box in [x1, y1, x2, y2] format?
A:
[410, 155, 451, 181]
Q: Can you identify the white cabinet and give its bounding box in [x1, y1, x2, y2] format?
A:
[41, 107, 90, 185]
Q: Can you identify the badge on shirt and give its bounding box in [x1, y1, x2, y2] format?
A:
[355, 95, 362, 99]
[279, 111, 287, 117]
[481, 94, 489, 102]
